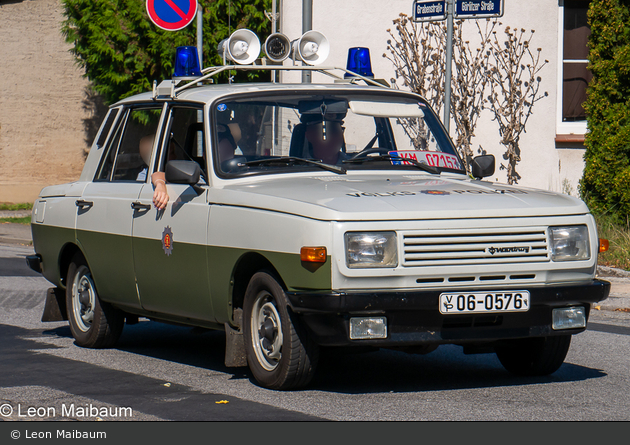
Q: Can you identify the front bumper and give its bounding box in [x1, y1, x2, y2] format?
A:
[286, 280, 610, 347]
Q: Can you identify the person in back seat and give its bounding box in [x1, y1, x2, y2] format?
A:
[137, 134, 169, 211]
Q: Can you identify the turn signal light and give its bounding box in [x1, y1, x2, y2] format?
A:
[599, 238, 609, 253]
[300, 246, 327, 263]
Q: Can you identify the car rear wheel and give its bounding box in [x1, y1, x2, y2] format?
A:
[495, 335, 571, 376]
[243, 271, 319, 390]
[66, 253, 124, 348]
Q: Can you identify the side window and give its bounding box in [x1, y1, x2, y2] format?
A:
[112, 108, 162, 181]
[95, 107, 162, 181]
[95, 108, 120, 149]
[95, 109, 127, 181]
[159, 107, 205, 176]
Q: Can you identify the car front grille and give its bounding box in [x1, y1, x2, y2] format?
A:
[402, 227, 550, 267]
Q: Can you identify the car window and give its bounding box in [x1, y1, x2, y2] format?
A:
[213, 93, 463, 176]
[94, 108, 120, 150]
[95, 107, 162, 182]
[157, 106, 206, 178]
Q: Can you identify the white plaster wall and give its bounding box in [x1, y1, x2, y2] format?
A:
[280, 0, 585, 194]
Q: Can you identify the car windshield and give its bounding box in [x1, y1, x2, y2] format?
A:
[212, 92, 464, 177]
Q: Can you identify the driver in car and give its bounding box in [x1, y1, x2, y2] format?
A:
[302, 113, 350, 165]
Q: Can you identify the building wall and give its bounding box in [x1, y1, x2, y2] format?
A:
[0, 0, 97, 204]
[280, 0, 586, 196]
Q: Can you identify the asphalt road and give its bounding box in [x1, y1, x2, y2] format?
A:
[1, 243, 630, 422]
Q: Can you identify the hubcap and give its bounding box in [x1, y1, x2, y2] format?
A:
[72, 266, 95, 332]
[251, 291, 283, 371]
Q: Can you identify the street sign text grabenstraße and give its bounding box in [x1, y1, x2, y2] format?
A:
[413, 0, 447, 22]
[455, 0, 504, 19]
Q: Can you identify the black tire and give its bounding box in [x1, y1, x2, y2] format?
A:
[243, 271, 319, 390]
[495, 335, 572, 376]
[65, 253, 124, 348]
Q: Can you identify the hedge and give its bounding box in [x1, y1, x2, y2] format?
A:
[581, 0, 630, 221]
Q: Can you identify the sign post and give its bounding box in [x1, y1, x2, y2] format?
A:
[412, 0, 504, 135]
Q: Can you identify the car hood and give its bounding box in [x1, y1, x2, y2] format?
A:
[211, 173, 590, 221]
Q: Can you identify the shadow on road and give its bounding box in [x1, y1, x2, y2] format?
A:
[40, 319, 608, 394]
[0, 323, 320, 420]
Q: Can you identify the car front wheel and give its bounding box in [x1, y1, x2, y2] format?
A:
[495, 335, 572, 376]
[66, 253, 124, 348]
[243, 271, 319, 390]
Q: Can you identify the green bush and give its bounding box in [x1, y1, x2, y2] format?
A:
[581, 0, 630, 221]
[62, 0, 271, 108]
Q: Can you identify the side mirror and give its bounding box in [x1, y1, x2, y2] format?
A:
[165, 160, 201, 185]
[471, 155, 495, 180]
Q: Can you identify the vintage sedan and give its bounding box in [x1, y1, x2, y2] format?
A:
[28, 58, 609, 389]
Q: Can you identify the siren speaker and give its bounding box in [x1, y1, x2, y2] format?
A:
[264, 33, 291, 62]
[291, 30, 329, 66]
[217, 29, 261, 65]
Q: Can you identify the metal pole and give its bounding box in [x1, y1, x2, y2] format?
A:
[302, 0, 312, 83]
[197, 5, 203, 68]
[197, 4, 204, 151]
[271, 0, 278, 83]
[444, 0, 453, 135]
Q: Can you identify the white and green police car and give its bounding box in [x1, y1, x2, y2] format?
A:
[27, 38, 609, 390]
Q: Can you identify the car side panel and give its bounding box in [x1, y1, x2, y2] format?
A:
[31, 196, 79, 287]
[76, 182, 143, 308]
[206, 204, 332, 325]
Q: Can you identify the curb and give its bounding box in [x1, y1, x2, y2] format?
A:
[596, 265, 630, 278]
[0, 236, 32, 246]
[0, 210, 31, 218]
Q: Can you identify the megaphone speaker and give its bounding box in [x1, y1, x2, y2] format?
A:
[217, 29, 261, 65]
[264, 33, 291, 63]
[291, 30, 329, 66]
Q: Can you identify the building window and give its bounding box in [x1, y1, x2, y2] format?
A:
[557, 0, 591, 136]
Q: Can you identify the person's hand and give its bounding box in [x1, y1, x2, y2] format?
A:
[153, 180, 169, 210]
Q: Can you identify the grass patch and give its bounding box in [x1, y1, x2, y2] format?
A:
[0, 203, 33, 211]
[0, 216, 31, 225]
[594, 213, 630, 271]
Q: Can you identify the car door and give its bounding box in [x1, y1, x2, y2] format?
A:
[132, 105, 214, 321]
[76, 104, 166, 309]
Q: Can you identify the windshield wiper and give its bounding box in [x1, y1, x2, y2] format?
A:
[343, 154, 440, 175]
[242, 157, 347, 174]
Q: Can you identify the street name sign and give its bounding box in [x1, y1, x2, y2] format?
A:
[412, 0, 447, 22]
[146, 0, 198, 31]
[454, 0, 504, 19]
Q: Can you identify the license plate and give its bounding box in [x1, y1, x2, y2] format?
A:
[439, 291, 530, 314]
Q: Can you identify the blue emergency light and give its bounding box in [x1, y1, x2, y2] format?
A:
[345, 47, 374, 79]
[173, 46, 202, 80]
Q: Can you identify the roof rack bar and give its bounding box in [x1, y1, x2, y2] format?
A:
[173, 65, 387, 95]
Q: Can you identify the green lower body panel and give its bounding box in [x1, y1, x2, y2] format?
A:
[133, 237, 213, 321]
[207, 246, 332, 325]
[31, 223, 75, 287]
[76, 229, 141, 309]
[33, 224, 333, 328]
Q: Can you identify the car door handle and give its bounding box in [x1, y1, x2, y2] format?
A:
[75, 200, 93, 209]
[131, 201, 152, 211]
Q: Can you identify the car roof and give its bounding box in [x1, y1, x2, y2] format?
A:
[112, 81, 425, 107]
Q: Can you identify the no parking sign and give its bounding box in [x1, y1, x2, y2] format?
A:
[146, 0, 198, 31]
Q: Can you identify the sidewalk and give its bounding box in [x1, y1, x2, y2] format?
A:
[1, 221, 629, 312]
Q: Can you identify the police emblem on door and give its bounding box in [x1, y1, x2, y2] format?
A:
[162, 226, 173, 256]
